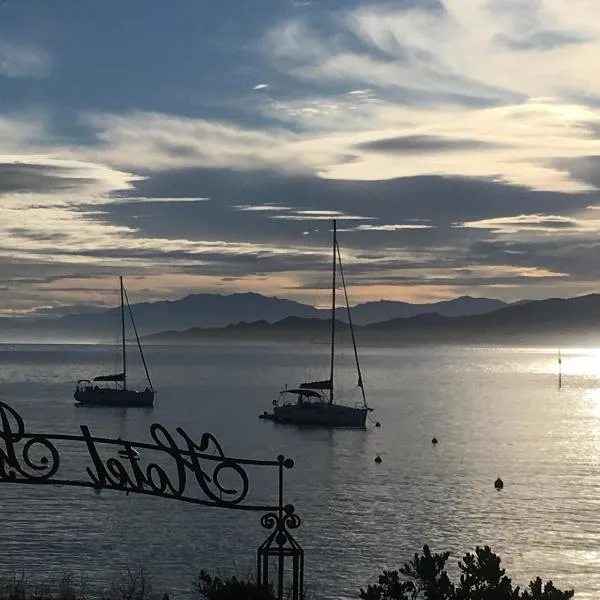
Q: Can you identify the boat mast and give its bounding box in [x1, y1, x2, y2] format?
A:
[337, 244, 368, 409]
[329, 219, 337, 404]
[120, 276, 127, 390]
[123, 285, 154, 391]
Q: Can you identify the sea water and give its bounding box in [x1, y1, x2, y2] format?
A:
[0, 343, 597, 599]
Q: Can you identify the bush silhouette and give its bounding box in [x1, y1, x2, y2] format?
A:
[360, 545, 574, 600]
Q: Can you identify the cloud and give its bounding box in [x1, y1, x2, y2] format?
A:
[77, 99, 600, 193]
[340, 223, 434, 232]
[0, 163, 98, 195]
[5, 0, 600, 313]
[255, 1, 600, 191]
[235, 204, 292, 212]
[2, 155, 600, 313]
[355, 134, 504, 154]
[0, 112, 51, 147]
[82, 111, 324, 173]
[92, 166, 600, 301]
[0, 38, 51, 78]
[460, 213, 585, 234]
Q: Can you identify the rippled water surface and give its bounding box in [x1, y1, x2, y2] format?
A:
[0, 343, 598, 598]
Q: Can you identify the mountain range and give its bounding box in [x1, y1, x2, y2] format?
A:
[4, 289, 600, 346]
[0, 292, 510, 343]
[144, 293, 600, 347]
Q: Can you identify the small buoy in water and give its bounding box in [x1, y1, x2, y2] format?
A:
[431, 437, 438, 445]
[494, 477, 504, 490]
[374, 455, 382, 464]
[375, 422, 381, 428]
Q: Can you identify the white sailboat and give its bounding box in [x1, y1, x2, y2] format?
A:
[74, 276, 155, 407]
[260, 219, 373, 427]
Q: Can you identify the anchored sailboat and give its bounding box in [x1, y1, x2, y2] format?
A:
[260, 219, 373, 427]
[74, 276, 155, 407]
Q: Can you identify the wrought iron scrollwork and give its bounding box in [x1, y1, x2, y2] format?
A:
[258, 504, 304, 600]
[0, 400, 304, 600]
[82, 422, 253, 507]
[260, 505, 301, 535]
[0, 400, 282, 511]
[0, 402, 60, 481]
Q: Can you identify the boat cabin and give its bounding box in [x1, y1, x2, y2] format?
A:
[277, 388, 327, 406]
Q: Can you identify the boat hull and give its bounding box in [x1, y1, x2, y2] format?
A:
[263, 403, 369, 428]
[74, 387, 155, 407]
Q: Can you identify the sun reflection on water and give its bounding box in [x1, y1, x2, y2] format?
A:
[559, 349, 600, 378]
[583, 387, 600, 420]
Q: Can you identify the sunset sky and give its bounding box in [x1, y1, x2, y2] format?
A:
[2, 0, 600, 317]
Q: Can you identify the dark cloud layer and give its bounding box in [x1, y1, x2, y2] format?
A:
[41, 166, 589, 294]
[0, 163, 95, 194]
[495, 30, 588, 51]
[555, 155, 600, 190]
[111, 166, 593, 241]
[356, 135, 504, 154]
[7, 228, 69, 241]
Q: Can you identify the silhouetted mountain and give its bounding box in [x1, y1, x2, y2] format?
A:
[0, 291, 511, 342]
[346, 296, 507, 322]
[0, 292, 320, 342]
[142, 294, 600, 347]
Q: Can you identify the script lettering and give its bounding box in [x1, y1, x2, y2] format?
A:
[0, 403, 59, 481]
[0, 401, 280, 511]
[82, 425, 108, 487]
[81, 422, 249, 505]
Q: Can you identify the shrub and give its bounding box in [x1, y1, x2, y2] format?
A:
[360, 545, 574, 600]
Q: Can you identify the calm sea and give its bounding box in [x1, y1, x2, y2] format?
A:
[0, 342, 598, 599]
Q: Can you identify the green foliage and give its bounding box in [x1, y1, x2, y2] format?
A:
[195, 571, 275, 600]
[360, 546, 574, 600]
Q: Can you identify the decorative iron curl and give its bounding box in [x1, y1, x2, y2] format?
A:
[260, 504, 301, 531]
[159, 424, 251, 506]
[0, 402, 60, 481]
[21, 436, 60, 480]
[209, 459, 249, 504]
[0, 401, 290, 512]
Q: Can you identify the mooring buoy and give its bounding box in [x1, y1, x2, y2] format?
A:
[374, 455, 382, 464]
[431, 437, 438, 445]
[494, 477, 504, 490]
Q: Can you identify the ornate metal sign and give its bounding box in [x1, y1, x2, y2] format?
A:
[0, 401, 303, 599]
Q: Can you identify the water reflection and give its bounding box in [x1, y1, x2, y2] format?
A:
[4, 344, 600, 598]
[559, 349, 600, 378]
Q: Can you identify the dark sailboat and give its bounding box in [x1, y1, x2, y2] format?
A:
[260, 219, 373, 427]
[74, 276, 155, 407]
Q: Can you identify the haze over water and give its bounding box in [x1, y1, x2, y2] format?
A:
[0, 343, 598, 599]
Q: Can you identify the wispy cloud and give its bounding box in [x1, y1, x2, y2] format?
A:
[5, 0, 600, 313]
[235, 204, 292, 212]
[342, 224, 435, 232]
[82, 111, 312, 172]
[265, 0, 600, 101]
[256, 0, 600, 192]
[460, 213, 600, 235]
[0, 38, 51, 78]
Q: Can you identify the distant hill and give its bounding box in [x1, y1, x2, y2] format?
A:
[0, 292, 512, 343]
[348, 296, 507, 322]
[142, 294, 600, 347]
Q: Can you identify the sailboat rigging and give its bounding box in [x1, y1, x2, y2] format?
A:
[260, 219, 373, 427]
[74, 276, 155, 407]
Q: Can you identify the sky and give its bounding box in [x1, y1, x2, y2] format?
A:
[2, 0, 600, 317]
